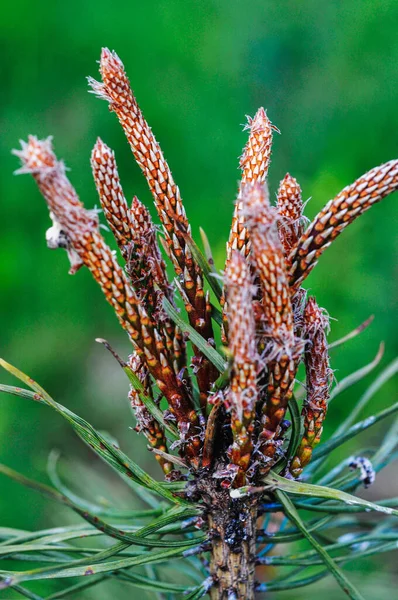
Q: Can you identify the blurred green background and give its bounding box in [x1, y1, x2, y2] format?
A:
[1, 0, 397, 597]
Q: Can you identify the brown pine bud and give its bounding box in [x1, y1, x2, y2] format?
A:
[290, 297, 332, 478]
[240, 108, 278, 183]
[91, 138, 171, 301]
[14, 136, 200, 466]
[242, 182, 294, 348]
[89, 50, 194, 296]
[276, 173, 307, 347]
[222, 109, 277, 342]
[289, 160, 398, 290]
[91, 138, 186, 378]
[89, 50, 188, 231]
[226, 108, 278, 262]
[89, 48, 217, 403]
[242, 182, 303, 469]
[91, 137, 133, 255]
[277, 173, 304, 262]
[225, 251, 259, 486]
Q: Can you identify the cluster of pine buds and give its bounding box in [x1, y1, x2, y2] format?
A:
[13, 48, 398, 489]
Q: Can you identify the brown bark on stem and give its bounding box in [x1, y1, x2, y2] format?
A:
[208, 497, 258, 599]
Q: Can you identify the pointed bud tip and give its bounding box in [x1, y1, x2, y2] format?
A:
[100, 47, 124, 71]
[244, 107, 279, 135]
[91, 137, 113, 161]
[12, 135, 56, 171]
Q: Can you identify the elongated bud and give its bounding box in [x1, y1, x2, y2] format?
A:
[91, 138, 182, 369]
[242, 182, 295, 351]
[225, 251, 257, 369]
[225, 251, 259, 486]
[13, 136, 200, 466]
[91, 138, 171, 298]
[89, 49, 187, 225]
[276, 173, 307, 346]
[91, 137, 133, 254]
[242, 182, 303, 470]
[226, 108, 278, 262]
[222, 110, 277, 344]
[89, 49, 216, 402]
[289, 160, 398, 290]
[289, 297, 332, 478]
[88, 50, 193, 284]
[240, 108, 278, 184]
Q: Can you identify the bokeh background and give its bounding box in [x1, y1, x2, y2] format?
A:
[1, 1, 397, 597]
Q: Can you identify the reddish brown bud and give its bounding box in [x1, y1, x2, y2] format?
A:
[225, 251, 259, 485]
[289, 297, 332, 478]
[289, 160, 398, 290]
[277, 173, 304, 262]
[89, 49, 217, 403]
[226, 108, 278, 263]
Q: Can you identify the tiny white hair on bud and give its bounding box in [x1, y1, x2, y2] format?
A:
[46, 212, 67, 249]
